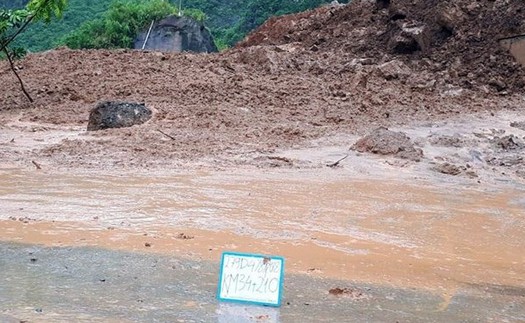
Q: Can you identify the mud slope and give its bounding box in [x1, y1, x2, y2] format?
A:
[0, 0, 524, 169]
[240, 0, 525, 92]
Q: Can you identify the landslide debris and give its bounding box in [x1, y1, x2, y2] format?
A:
[351, 127, 423, 162]
[510, 121, 525, 131]
[433, 162, 464, 176]
[0, 0, 524, 170]
[493, 135, 525, 151]
[239, 0, 525, 92]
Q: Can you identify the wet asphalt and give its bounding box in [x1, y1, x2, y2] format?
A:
[1, 242, 524, 322]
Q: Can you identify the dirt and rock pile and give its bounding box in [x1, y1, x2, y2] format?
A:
[238, 0, 525, 92]
[351, 127, 423, 162]
[0, 0, 524, 171]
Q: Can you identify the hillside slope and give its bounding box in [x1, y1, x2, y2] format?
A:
[0, 0, 523, 173]
[3, 0, 27, 8]
[13, 0, 112, 52]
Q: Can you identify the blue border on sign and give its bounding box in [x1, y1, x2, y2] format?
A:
[217, 251, 285, 307]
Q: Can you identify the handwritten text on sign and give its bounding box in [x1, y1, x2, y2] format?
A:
[217, 252, 285, 306]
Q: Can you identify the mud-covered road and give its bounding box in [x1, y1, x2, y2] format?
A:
[2, 106, 525, 321]
[1, 102, 525, 322]
[1, 145, 525, 321]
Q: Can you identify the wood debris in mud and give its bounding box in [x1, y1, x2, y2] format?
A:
[328, 287, 369, 300]
[175, 233, 194, 240]
[31, 160, 42, 170]
[157, 129, 177, 141]
[326, 154, 348, 168]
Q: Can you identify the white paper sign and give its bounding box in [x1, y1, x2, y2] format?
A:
[217, 252, 285, 307]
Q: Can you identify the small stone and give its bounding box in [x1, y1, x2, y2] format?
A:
[434, 163, 463, 175]
[488, 78, 507, 91]
[377, 60, 411, 80]
[351, 127, 423, 162]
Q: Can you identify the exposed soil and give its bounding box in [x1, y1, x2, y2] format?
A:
[239, 0, 525, 92]
[0, 1, 524, 171]
[0, 47, 522, 170]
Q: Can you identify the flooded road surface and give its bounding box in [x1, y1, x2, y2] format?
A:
[1, 168, 525, 321]
[2, 242, 524, 322]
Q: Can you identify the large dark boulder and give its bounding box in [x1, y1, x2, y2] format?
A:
[87, 101, 152, 131]
[134, 16, 218, 53]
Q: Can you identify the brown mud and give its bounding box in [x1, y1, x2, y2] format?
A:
[1, 167, 524, 297]
[2, 1, 525, 170]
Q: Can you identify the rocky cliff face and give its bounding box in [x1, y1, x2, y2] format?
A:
[134, 16, 218, 53]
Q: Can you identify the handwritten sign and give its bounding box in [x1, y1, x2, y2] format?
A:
[217, 252, 285, 307]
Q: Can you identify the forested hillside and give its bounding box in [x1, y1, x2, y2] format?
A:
[2, 0, 348, 52]
[5, 0, 112, 51]
[2, 0, 28, 8]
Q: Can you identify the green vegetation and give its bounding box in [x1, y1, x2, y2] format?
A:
[2, 0, 349, 52]
[9, 0, 112, 51]
[60, 0, 241, 51]
[3, 0, 29, 9]
[1, 0, 67, 102]
[182, 8, 207, 23]
[61, 0, 178, 49]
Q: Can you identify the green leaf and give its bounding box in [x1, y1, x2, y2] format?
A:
[27, 0, 68, 23]
[10, 45, 27, 59]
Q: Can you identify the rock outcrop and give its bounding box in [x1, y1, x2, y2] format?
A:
[134, 16, 218, 53]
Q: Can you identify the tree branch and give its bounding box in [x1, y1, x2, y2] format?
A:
[3, 47, 33, 103]
[157, 129, 177, 141]
[326, 154, 348, 168]
[0, 0, 55, 103]
[0, 0, 52, 52]
[0, 14, 35, 52]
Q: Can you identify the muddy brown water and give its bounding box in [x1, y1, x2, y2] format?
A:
[1, 168, 524, 298]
